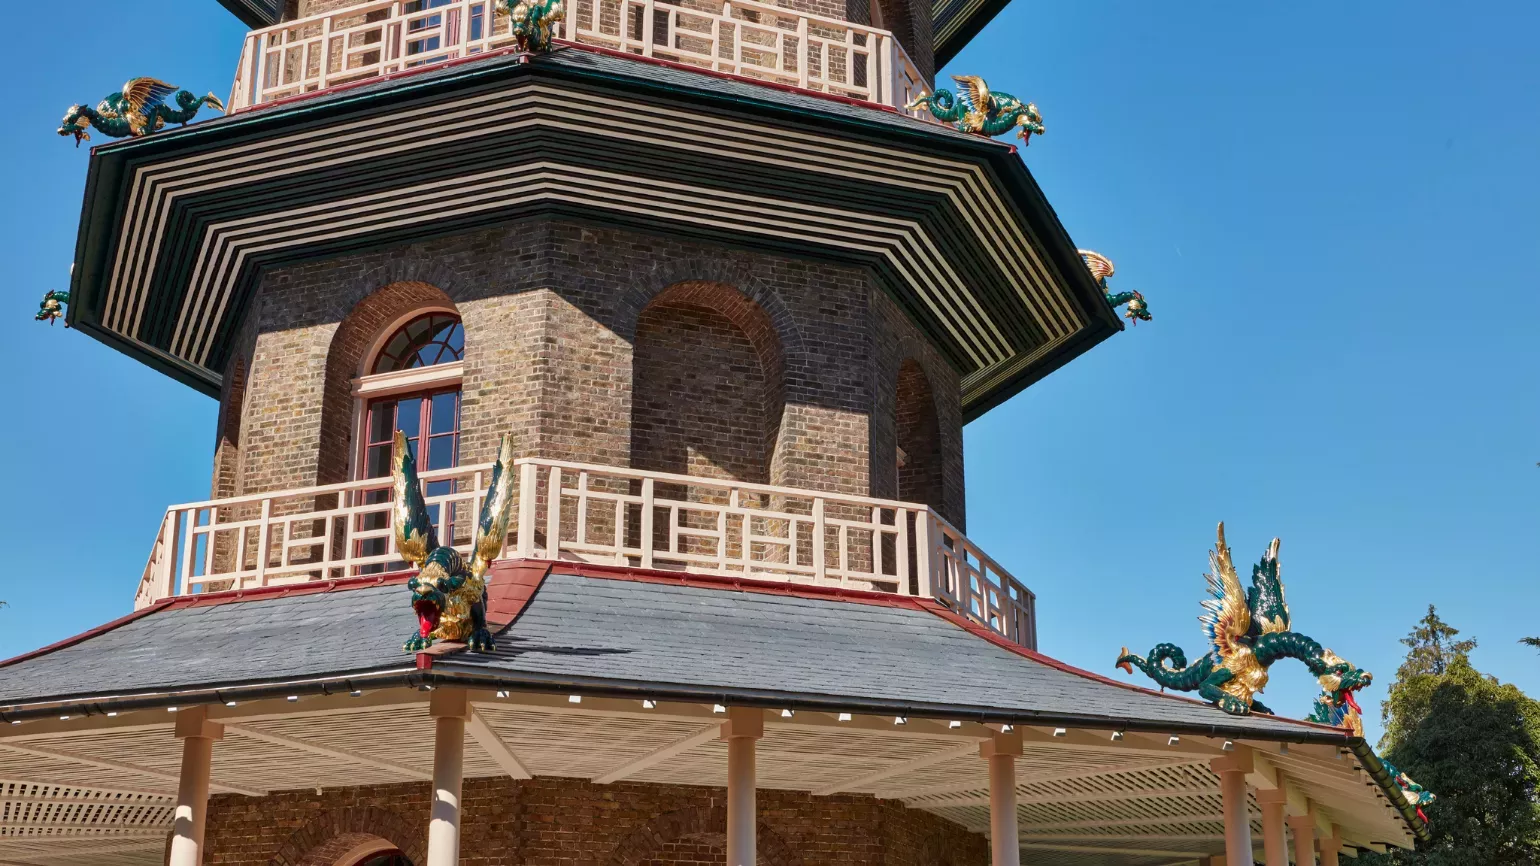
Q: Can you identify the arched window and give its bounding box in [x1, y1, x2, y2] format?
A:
[370, 313, 463, 374]
[352, 311, 465, 572]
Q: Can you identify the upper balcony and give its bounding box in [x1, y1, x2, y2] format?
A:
[228, 0, 929, 115]
[134, 457, 1036, 648]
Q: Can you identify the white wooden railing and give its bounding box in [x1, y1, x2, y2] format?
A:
[228, 0, 927, 114]
[134, 458, 1035, 647]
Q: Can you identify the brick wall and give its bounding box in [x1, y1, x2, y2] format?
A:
[232, 220, 962, 520]
[203, 777, 987, 865]
[868, 288, 964, 529]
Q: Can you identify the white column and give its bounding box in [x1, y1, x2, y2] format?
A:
[1288, 814, 1319, 866]
[981, 729, 1022, 866]
[428, 689, 470, 866]
[168, 707, 224, 866]
[1319, 828, 1344, 866]
[1210, 752, 1257, 866]
[722, 707, 763, 866]
[1256, 788, 1288, 865]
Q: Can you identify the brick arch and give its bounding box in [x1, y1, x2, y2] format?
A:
[318, 281, 458, 485]
[269, 805, 425, 866]
[607, 805, 800, 866]
[631, 281, 786, 486]
[619, 259, 806, 367]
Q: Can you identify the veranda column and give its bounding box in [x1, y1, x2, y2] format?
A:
[169, 707, 224, 866]
[428, 689, 470, 866]
[722, 707, 763, 866]
[1318, 828, 1344, 866]
[1255, 788, 1288, 865]
[981, 729, 1023, 866]
[1288, 814, 1319, 866]
[1209, 751, 1256, 866]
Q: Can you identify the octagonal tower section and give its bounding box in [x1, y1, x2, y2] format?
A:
[65, 40, 1122, 650]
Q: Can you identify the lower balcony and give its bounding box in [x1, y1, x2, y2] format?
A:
[135, 458, 1036, 648]
[229, 0, 928, 115]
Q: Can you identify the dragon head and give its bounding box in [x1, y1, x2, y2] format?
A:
[1123, 291, 1152, 323]
[58, 107, 92, 146]
[1016, 102, 1045, 143]
[408, 546, 465, 639]
[35, 292, 68, 325]
[1315, 648, 1373, 733]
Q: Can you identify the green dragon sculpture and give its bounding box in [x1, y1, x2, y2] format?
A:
[58, 78, 224, 146]
[35, 291, 70, 326]
[1307, 654, 1368, 736]
[393, 430, 517, 653]
[906, 75, 1044, 143]
[1116, 523, 1374, 717]
[1380, 760, 1436, 822]
[1079, 250, 1152, 325]
[498, 0, 565, 52]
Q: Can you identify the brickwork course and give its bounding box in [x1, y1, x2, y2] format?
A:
[203, 777, 987, 865]
[226, 220, 966, 527]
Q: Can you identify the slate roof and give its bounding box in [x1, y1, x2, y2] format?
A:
[0, 583, 418, 706]
[0, 564, 1348, 743]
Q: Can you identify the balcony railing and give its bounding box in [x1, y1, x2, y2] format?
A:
[135, 459, 1036, 648]
[228, 0, 928, 115]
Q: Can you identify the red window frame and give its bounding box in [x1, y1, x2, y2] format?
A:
[354, 387, 463, 573]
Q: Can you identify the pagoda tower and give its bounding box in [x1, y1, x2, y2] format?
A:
[1, 2, 1424, 865]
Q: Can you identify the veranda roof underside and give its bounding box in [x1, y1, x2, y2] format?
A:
[0, 562, 1424, 866]
[65, 46, 1121, 421]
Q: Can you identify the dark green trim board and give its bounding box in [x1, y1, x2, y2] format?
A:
[215, 0, 283, 28]
[66, 46, 1119, 414]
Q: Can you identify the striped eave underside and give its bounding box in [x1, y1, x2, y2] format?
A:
[932, 0, 1012, 67]
[93, 78, 1096, 408]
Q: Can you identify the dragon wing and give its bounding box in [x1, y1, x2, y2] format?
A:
[951, 75, 995, 114]
[120, 78, 178, 115]
[391, 430, 438, 567]
[1199, 522, 1251, 658]
[1247, 537, 1291, 634]
[469, 434, 518, 578]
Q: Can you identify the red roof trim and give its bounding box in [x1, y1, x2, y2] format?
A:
[0, 600, 173, 669]
[165, 573, 413, 609]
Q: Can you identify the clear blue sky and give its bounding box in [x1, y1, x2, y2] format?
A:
[1, 2, 1535, 744]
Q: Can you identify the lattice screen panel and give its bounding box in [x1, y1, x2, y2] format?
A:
[0, 745, 171, 794]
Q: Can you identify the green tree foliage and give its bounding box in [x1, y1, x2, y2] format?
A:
[1362, 608, 1540, 865]
[1523, 637, 1540, 652]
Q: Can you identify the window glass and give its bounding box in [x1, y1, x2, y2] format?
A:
[372, 313, 464, 374]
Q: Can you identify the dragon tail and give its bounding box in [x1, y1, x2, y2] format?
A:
[1116, 643, 1211, 692]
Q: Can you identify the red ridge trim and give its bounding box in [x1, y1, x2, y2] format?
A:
[0, 600, 174, 669]
[416, 652, 434, 670]
[915, 599, 1349, 734]
[420, 560, 554, 659]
